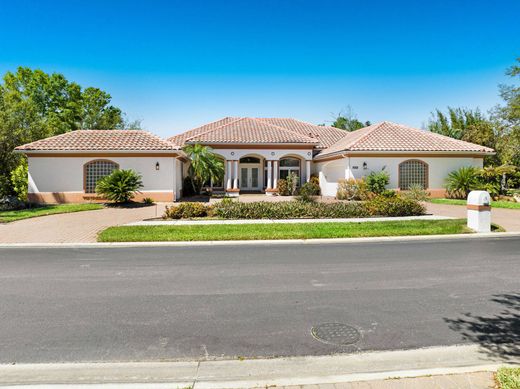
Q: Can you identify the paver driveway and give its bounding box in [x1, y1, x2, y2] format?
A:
[426, 202, 520, 232]
[0, 204, 167, 243]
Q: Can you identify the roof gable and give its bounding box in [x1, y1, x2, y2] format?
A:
[317, 121, 495, 158]
[16, 130, 180, 152]
[180, 117, 318, 145]
[169, 117, 346, 147]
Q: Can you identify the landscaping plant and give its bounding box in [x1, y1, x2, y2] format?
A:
[277, 178, 289, 196]
[285, 172, 299, 195]
[95, 169, 143, 203]
[365, 170, 390, 194]
[183, 144, 224, 195]
[10, 160, 28, 201]
[297, 180, 321, 202]
[402, 184, 430, 201]
[157, 196, 426, 220]
[337, 178, 370, 200]
[445, 166, 479, 198]
[163, 202, 212, 219]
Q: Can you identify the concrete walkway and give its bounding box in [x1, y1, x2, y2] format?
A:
[0, 204, 168, 243]
[125, 215, 452, 226]
[426, 202, 520, 232]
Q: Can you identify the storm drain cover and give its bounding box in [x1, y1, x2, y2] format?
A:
[311, 323, 361, 346]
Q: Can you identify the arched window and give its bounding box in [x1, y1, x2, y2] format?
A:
[399, 160, 428, 190]
[279, 157, 301, 181]
[240, 156, 260, 164]
[84, 160, 119, 193]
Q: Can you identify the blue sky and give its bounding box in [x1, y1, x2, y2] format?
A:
[0, 0, 518, 137]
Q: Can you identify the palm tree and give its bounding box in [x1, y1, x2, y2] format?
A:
[183, 144, 224, 195]
[445, 166, 479, 199]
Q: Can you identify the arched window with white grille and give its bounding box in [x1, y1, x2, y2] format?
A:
[398, 159, 428, 190]
[84, 160, 119, 193]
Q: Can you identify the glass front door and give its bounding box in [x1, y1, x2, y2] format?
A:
[240, 166, 260, 190]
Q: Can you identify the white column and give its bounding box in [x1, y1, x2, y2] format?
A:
[306, 160, 311, 183]
[233, 160, 239, 189]
[226, 160, 232, 190]
[267, 160, 272, 189]
[273, 161, 279, 189]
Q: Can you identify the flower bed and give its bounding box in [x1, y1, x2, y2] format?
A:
[163, 196, 426, 220]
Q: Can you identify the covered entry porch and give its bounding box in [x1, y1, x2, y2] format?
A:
[211, 148, 313, 196]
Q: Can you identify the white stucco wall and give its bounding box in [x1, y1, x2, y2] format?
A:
[27, 155, 178, 194]
[316, 155, 484, 197]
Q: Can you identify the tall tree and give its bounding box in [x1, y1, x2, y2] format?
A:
[0, 67, 127, 196]
[492, 57, 520, 166]
[331, 107, 371, 131]
[428, 107, 500, 165]
[183, 144, 224, 195]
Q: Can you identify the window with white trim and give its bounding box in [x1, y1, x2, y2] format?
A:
[279, 157, 301, 182]
[399, 160, 428, 190]
[84, 160, 119, 193]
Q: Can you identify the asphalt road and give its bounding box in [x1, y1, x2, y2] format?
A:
[0, 237, 519, 363]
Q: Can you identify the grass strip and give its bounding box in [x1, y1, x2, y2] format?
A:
[0, 203, 104, 223]
[98, 219, 473, 242]
[430, 198, 520, 209]
[495, 367, 520, 389]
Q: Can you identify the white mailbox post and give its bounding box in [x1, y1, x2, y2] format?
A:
[467, 190, 491, 233]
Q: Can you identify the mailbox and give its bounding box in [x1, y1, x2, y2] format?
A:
[467, 190, 491, 233]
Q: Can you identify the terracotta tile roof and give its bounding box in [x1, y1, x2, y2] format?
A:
[316, 121, 495, 158]
[174, 117, 318, 145]
[16, 130, 180, 151]
[257, 118, 348, 149]
[168, 117, 345, 147]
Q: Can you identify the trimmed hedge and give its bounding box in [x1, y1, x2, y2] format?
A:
[163, 196, 426, 220]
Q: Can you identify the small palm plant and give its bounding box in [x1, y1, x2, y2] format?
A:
[96, 169, 143, 203]
[445, 166, 479, 199]
[183, 144, 225, 195]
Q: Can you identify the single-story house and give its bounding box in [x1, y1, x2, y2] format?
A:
[15, 117, 494, 202]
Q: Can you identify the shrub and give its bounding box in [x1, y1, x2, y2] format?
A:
[445, 166, 479, 199]
[402, 184, 430, 201]
[366, 195, 426, 217]
[10, 161, 28, 201]
[143, 197, 154, 205]
[297, 180, 321, 202]
[309, 175, 321, 194]
[277, 178, 289, 196]
[337, 178, 370, 200]
[213, 200, 370, 219]
[95, 169, 143, 203]
[286, 172, 299, 195]
[163, 202, 211, 219]
[365, 170, 390, 194]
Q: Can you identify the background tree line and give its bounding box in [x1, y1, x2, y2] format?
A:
[0, 67, 141, 197]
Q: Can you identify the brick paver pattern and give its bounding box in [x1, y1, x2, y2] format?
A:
[0, 204, 168, 243]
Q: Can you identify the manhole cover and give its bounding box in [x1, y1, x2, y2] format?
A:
[311, 323, 361, 346]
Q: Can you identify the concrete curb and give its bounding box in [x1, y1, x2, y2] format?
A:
[0, 231, 519, 249]
[0, 344, 518, 388]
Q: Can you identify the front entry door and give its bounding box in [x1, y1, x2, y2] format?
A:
[240, 165, 260, 190]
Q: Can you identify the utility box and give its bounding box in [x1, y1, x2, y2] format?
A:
[467, 191, 491, 233]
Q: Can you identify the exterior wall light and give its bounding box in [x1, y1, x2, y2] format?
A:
[156, 162, 160, 170]
[363, 162, 368, 170]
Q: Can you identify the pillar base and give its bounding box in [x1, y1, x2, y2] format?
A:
[225, 189, 240, 197]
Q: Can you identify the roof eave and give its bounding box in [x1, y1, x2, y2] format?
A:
[314, 149, 495, 160]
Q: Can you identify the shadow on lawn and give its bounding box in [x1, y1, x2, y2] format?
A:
[444, 293, 520, 360]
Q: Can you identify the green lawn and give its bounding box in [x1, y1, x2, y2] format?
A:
[98, 219, 473, 242]
[430, 198, 520, 209]
[496, 367, 520, 389]
[0, 203, 104, 223]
